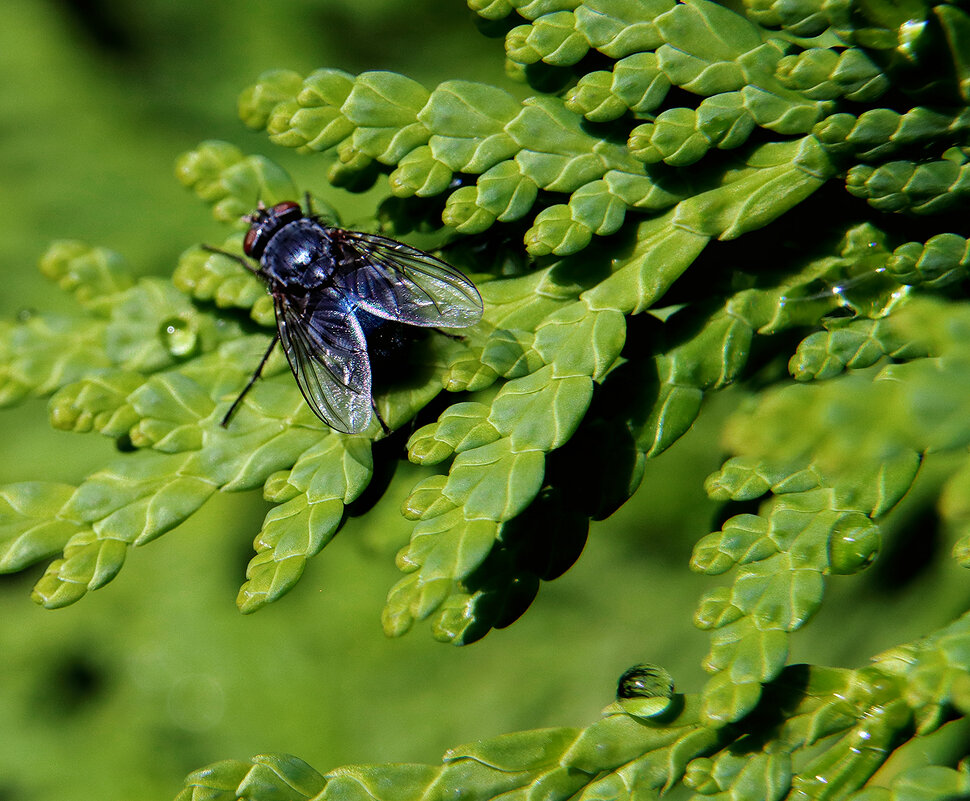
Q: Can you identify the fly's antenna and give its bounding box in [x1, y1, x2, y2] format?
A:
[242, 199, 268, 226]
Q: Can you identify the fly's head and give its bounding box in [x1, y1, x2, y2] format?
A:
[243, 201, 304, 260]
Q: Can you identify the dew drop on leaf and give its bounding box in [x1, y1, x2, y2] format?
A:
[828, 513, 880, 575]
[614, 663, 676, 718]
[616, 663, 674, 700]
[159, 317, 199, 358]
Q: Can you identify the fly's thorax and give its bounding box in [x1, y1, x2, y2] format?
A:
[259, 218, 338, 289]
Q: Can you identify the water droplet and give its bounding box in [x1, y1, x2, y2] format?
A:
[778, 267, 907, 318]
[828, 514, 880, 575]
[617, 663, 674, 699]
[159, 317, 198, 357]
[607, 664, 678, 717]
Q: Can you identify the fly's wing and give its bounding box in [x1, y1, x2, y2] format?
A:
[274, 289, 372, 433]
[332, 230, 484, 329]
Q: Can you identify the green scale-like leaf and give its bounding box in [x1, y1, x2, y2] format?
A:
[690, 298, 970, 723]
[242, 436, 374, 612]
[775, 47, 890, 102]
[178, 695, 728, 801]
[0, 207, 457, 611]
[239, 51, 844, 259]
[177, 637, 970, 801]
[790, 315, 927, 381]
[175, 139, 297, 223]
[387, 366, 594, 642]
[0, 0, 957, 651]
[846, 150, 970, 214]
[565, 53, 672, 122]
[3, 0, 970, 797]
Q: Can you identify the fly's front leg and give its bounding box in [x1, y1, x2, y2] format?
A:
[222, 334, 280, 427]
[302, 192, 339, 227]
[201, 244, 261, 276]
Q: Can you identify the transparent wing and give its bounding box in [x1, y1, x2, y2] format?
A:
[275, 289, 373, 434]
[332, 229, 484, 328]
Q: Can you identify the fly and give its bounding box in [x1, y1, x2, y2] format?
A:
[206, 200, 483, 434]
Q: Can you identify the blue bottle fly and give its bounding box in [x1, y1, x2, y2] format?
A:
[212, 200, 483, 433]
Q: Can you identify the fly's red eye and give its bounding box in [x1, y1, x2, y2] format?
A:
[243, 226, 260, 257]
[272, 201, 301, 215]
[243, 200, 303, 259]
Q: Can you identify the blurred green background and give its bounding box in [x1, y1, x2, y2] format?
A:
[0, 3, 966, 799]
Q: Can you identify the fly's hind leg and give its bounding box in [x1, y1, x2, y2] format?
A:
[433, 327, 466, 342]
[371, 400, 391, 436]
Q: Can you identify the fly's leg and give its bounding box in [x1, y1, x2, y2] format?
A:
[371, 400, 391, 436]
[433, 327, 466, 342]
[222, 335, 280, 427]
[201, 245, 261, 276]
[302, 192, 339, 227]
